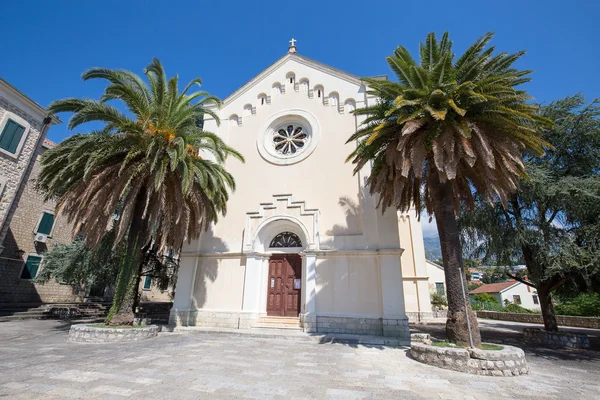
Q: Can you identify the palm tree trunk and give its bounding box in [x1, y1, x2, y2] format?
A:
[432, 178, 482, 347]
[105, 192, 147, 325]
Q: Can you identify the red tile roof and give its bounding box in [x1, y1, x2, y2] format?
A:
[469, 281, 518, 294]
[43, 138, 57, 147]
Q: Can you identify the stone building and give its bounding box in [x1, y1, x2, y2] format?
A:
[0, 78, 60, 249]
[170, 41, 434, 341]
[0, 138, 85, 304]
[0, 78, 64, 304]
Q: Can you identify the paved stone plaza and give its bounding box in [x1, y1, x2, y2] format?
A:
[1, 320, 599, 399]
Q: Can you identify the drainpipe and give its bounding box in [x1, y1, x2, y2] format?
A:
[0, 116, 53, 253]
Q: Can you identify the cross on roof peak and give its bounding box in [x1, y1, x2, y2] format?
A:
[288, 38, 297, 53]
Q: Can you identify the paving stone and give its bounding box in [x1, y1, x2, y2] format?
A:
[0, 319, 599, 399]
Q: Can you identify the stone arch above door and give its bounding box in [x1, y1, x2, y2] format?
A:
[243, 194, 320, 252]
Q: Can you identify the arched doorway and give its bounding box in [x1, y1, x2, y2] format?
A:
[266, 232, 303, 316]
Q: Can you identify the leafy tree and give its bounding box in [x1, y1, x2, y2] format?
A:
[460, 95, 600, 331]
[481, 266, 509, 284]
[35, 231, 179, 306]
[346, 32, 550, 346]
[39, 59, 244, 324]
[473, 293, 498, 303]
[35, 231, 120, 290]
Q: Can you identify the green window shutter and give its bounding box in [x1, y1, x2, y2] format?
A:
[143, 275, 152, 289]
[37, 212, 55, 235]
[0, 119, 26, 153]
[21, 256, 42, 279]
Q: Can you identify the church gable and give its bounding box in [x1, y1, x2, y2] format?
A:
[220, 51, 367, 127]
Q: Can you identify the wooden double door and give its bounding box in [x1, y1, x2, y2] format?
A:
[266, 254, 302, 317]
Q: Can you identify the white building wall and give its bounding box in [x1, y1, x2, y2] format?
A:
[171, 53, 422, 341]
[501, 284, 540, 311]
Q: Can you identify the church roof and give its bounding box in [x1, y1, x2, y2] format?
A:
[222, 52, 373, 107]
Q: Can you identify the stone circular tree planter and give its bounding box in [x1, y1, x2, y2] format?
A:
[410, 334, 528, 376]
[68, 324, 160, 343]
[523, 328, 590, 349]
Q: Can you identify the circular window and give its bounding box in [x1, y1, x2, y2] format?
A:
[258, 110, 320, 165]
[273, 124, 308, 155]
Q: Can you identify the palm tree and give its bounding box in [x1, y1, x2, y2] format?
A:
[346, 33, 551, 346]
[39, 59, 244, 325]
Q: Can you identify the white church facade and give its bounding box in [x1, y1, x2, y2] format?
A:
[170, 42, 433, 341]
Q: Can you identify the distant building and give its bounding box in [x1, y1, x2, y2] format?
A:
[469, 268, 483, 282]
[469, 281, 540, 310]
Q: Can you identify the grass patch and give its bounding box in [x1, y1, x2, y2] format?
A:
[430, 341, 504, 350]
[480, 343, 504, 350]
[431, 340, 459, 348]
[89, 324, 146, 329]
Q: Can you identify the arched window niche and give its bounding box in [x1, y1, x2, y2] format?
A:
[270, 232, 302, 248]
[314, 85, 324, 102]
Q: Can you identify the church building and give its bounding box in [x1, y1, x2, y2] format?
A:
[170, 40, 434, 342]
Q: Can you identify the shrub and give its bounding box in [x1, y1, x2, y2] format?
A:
[555, 293, 600, 317]
[504, 303, 535, 314]
[430, 292, 448, 309]
[473, 293, 498, 303]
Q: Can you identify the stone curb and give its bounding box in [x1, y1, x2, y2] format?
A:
[170, 326, 409, 346]
[410, 338, 528, 377]
[68, 324, 160, 343]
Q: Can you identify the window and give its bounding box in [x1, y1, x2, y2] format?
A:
[0, 118, 26, 154]
[317, 90, 321, 98]
[143, 275, 152, 290]
[36, 212, 55, 235]
[270, 232, 302, 248]
[435, 282, 445, 296]
[273, 124, 308, 155]
[21, 255, 42, 279]
[513, 295, 521, 305]
[532, 295, 539, 305]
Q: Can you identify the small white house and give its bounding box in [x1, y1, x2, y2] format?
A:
[469, 281, 540, 311]
[426, 260, 446, 296]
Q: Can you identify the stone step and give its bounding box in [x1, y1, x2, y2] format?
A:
[252, 316, 302, 330]
[251, 324, 302, 331]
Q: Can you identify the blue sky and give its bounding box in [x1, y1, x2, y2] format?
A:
[2, 0, 598, 236]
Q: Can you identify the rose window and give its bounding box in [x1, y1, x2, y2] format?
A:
[273, 125, 308, 155]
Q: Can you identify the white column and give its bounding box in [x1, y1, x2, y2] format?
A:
[304, 252, 317, 314]
[242, 253, 265, 312]
[170, 256, 198, 326]
[380, 252, 406, 317]
[379, 251, 410, 340]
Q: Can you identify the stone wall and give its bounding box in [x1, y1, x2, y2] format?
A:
[477, 311, 600, 329]
[523, 328, 590, 349]
[170, 310, 263, 329]
[0, 144, 81, 304]
[0, 96, 44, 244]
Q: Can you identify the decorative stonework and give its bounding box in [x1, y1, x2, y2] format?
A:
[257, 110, 320, 165]
[411, 339, 529, 377]
[523, 328, 590, 349]
[244, 194, 319, 252]
[68, 324, 159, 343]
